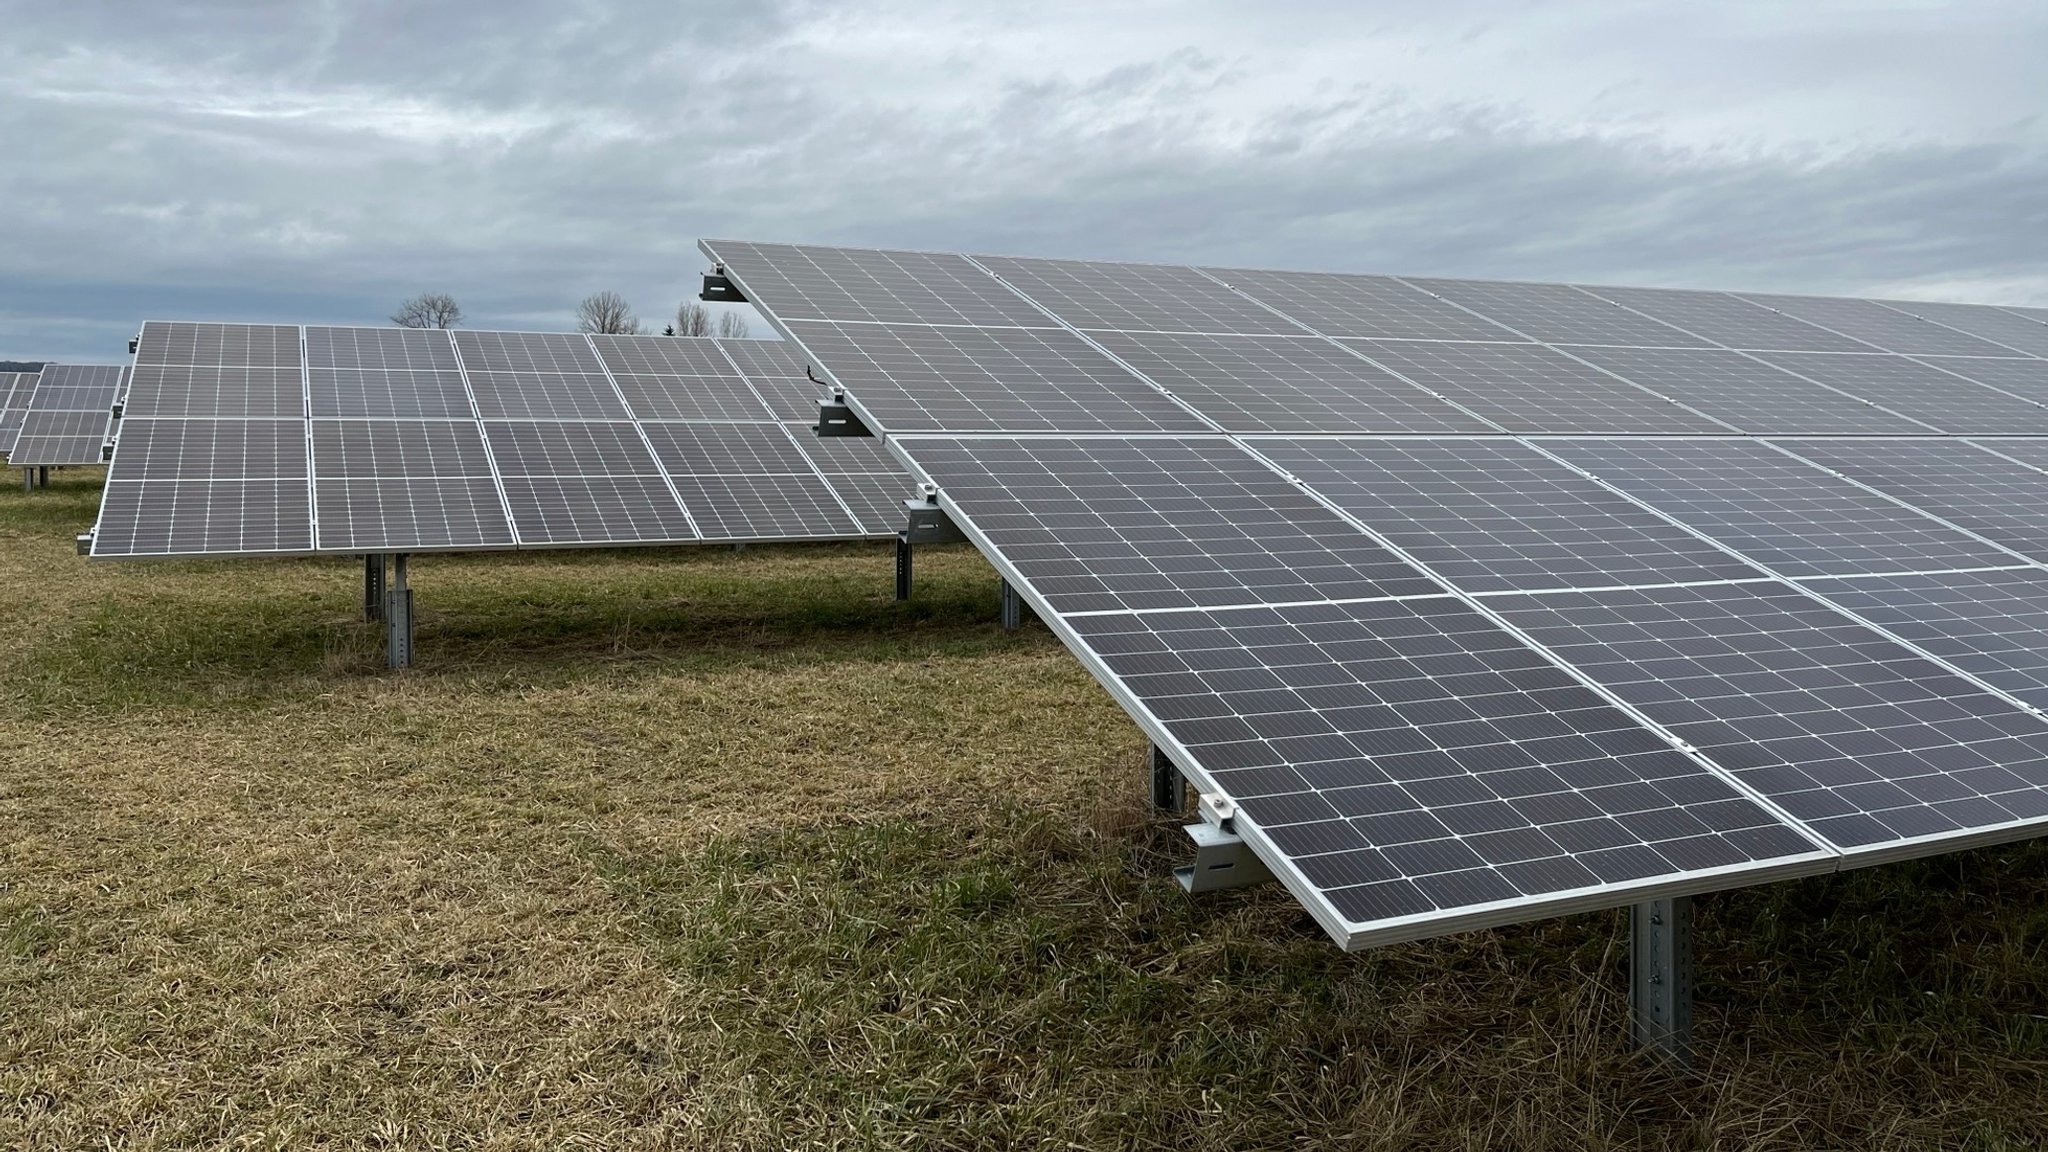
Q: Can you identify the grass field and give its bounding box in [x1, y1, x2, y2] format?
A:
[3, 466, 2046, 1149]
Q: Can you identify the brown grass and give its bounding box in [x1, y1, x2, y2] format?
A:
[2, 466, 2045, 1149]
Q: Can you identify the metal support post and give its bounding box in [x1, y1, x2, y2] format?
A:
[1150, 744, 1187, 813]
[1630, 895, 1694, 1066]
[998, 577, 1022, 631]
[364, 554, 386, 622]
[37, 466, 47, 487]
[894, 533, 912, 602]
[21, 468, 31, 492]
[384, 553, 413, 669]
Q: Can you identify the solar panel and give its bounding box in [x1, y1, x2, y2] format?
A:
[1403, 278, 1715, 348]
[1064, 600, 1823, 941]
[901, 436, 1443, 613]
[1572, 285, 1875, 353]
[716, 338, 824, 421]
[1866, 300, 2048, 359]
[1747, 351, 2048, 434]
[9, 364, 123, 465]
[107, 419, 307, 480]
[1088, 331, 1497, 434]
[705, 237, 2048, 952]
[450, 330, 604, 374]
[1903, 356, 2048, 402]
[0, 372, 35, 455]
[311, 420, 514, 551]
[703, 240, 1052, 326]
[1343, 340, 1731, 434]
[790, 432, 912, 534]
[1251, 437, 1764, 593]
[305, 326, 459, 371]
[135, 322, 301, 367]
[1205, 267, 1523, 342]
[1779, 439, 2048, 562]
[1542, 438, 2020, 577]
[93, 480, 313, 556]
[1492, 582, 2048, 854]
[122, 365, 305, 419]
[1564, 346, 1930, 435]
[1804, 568, 2048, 711]
[785, 320, 1210, 434]
[973, 255, 1304, 335]
[1736, 293, 2020, 357]
[93, 324, 909, 558]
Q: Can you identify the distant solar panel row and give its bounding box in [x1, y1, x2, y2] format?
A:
[0, 371, 40, 455]
[702, 237, 2048, 950]
[9, 364, 127, 465]
[89, 325, 910, 557]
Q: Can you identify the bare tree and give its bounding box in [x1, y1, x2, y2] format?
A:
[576, 291, 643, 335]
[391, 292, 463, 329]
[716, 310, 751, 339]
[673, 300, 711, 337]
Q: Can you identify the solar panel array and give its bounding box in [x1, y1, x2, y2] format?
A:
[89, 326, 910, 558]
[703, 237, 2048, 948]
[0, 371, 40, 456]
[8, 364, 127, 465]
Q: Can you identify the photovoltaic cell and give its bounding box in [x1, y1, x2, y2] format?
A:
[1344, 339, 1730, 434]
[704, 240, 1052, 326]
[1088, 331, 1496, 434]
[314, 477, 514, 551]
[1748, 351, 2048, 434]
[1566, 346, 1929, 435]
[1062, 598, 1820, 939]
[1736, 294, 2020, 357]
[1402, 278, 1715, 348]
[785, 320, 1211, 434]
[974, 255, 1305, 335]
[668, 472, 863, 540]
[1253, 437, 1763, 593]
[1493, 582, 2048, 854]
[1205, 267, 1523, 342]
[482, 418, 693, 544]
[1542, 438, 2018, 577]
[1779, 439, 2048, 562]
[484, 420, 661, 475]
[904, 436, 1442, 613]
[1804, 568, 2048, 711]
[590, 334, 776, 421]
[823, 470, 914, 534]
[589, 334, 740, 376]
[312, 419, 495, 479]
[1876, 300, 2048, 358]
[1573, 285, 1876, 353]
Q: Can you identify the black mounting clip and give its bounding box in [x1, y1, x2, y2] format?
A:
[816, 388, 873, 437]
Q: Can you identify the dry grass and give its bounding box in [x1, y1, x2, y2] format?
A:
[2, 465, 2045, 1149]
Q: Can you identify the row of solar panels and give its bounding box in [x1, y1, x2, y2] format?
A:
[86, 327, 911, 557]
[705, 240, 2048, 437]
[703, 238, 2048, 949]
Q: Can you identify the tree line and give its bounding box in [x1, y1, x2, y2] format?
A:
[390, 291, 749, 338]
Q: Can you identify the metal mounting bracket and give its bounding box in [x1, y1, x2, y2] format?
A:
[700, 265, 746, 303]
[1175, 819, 1277, 894]
[816, 392, 873, 437]
[903, 489, 967, 545]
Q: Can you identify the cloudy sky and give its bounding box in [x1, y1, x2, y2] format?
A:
[1, 1, 2043, 360]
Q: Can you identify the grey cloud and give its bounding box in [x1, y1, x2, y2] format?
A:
[0, 1, 2044, 359]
